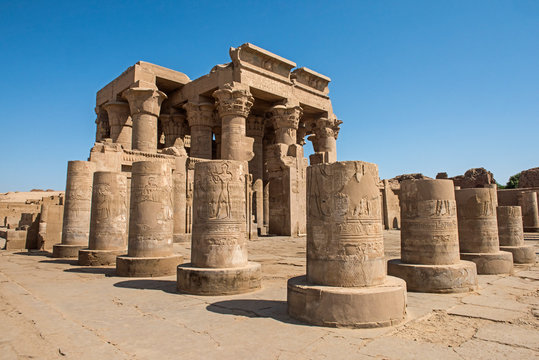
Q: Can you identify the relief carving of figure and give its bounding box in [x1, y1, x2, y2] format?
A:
[209, 163, 233, 219]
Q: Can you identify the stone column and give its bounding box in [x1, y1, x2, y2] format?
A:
[173, 156, 189, 243]
[213, 82, 254, 162]
[177, 160, 261, 295]
[497, 206, 535, 264]
[53, 161, 96, 258]
[116, 161, 183, 277]
[456, 188, 513, 274]
[103, 101, 132, 150]
[161, 110, 187, 148]
[308, 116, 341, 165]
[183, 102, 214, 159]
[247, 115, 265, 234]
[266, 102, 307, 236]
[288, 161, 406, 328]
[519, 191, 539, 232]
[79, 172, 128, 265]
[388, 180, 477, 293]
[123, 87, 167, 153]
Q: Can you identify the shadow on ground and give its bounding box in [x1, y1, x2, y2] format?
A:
[114, 279, 177, 294]
[64, 267, 116, 276]
[39, 259, 78, 265]
[14, 251, 51, 257]
[207, 299, 305, 326]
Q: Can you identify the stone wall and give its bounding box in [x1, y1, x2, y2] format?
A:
[519, 168, 539, 188]
[437, 168, 496, 188]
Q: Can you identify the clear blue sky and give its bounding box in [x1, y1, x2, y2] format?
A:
[1, 0, 537, 191]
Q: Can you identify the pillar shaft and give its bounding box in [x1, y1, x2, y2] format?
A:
[61, 161, 96, 246]
[519, 191, 539, 231]
[183, 102, 214, 159]
[128, 161, 174, 257]
[173, 157, 187, 240]
[123, 88, 167, 153]
[213, 83, 254, 161]
[455, 188, 500, 253]
[89, 172, 128, 251]
[497, 206, 524, 247]
[400, 179, 460, 265]
[191, 160, 248, 268]
[307, 161, 385, 287]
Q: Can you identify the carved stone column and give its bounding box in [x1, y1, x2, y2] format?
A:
[116, 161, 183, 277]
[213, 82, 254, 161]
[103, 101, 132, 150]
[79, 171, 128, 266]
[497, 206, 536, 264]
[519, 191, 539, 232]
[388, 179, 478, 293]
[271, 102, 302, 146]
[177, 160, 261, 295]
[247, 115, 265, 234]
[53, 161, 96, 258]
[308, 116, 341, 165]
[95, 107, 110, 142]
[266, 101, 307, 236]
[456, 188, 513, 274]
[161, 110, 188, 148]
[183, 101, 214, 159]
[123, 87, 167, 153]
[288, 161, 406, 328]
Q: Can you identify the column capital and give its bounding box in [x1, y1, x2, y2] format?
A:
[246, 115, 265, 138]
[123, 87, 167, 117]
[103, 101, 132, 127]
[268, 103, 302, 131]
[314, 116, 342, 140]
[183, 101, 215, 128]
[213, 82, 254, 118]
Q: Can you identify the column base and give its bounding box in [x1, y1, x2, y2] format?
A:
[387, 259, 477, 293]
[52, 244, 85, 258]
[524, 227, 539, 233]
[173, 233, 191, 243]
[500, 245, 536, 265]
[460, 251, 513, 275]
[116, 254, 183, 277]
[287, 275, 406, 328]
[177, 262, 261, 295]
[78, 249, 126, 266]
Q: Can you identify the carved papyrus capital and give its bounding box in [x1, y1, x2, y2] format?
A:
[213, 82, 254, 118]
[183, 102, 214, 128]
[123, 88, 167, 117]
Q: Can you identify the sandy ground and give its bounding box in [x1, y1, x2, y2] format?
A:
[0, 230, 538, 360]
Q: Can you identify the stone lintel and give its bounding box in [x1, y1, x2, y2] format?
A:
[97, 61, 190, 107]
[230, 43, 296, 80]
[292, 67, 331, 95]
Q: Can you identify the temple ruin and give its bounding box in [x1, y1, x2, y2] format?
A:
[89, 43, 341, 240]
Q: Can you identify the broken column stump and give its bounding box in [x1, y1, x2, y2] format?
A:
[388, 179, 478, 293]
[288, 161, 406, 328]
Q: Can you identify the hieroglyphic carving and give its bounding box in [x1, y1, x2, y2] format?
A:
[89, 172, 128, 251]
[455, 187, 500, 254]
[128, 161, 174, 258]
[61, 161, 96, 246]
[191, 160, 249, 268]
[307, 161, 385, 287]
[400, 180, 461, 265]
